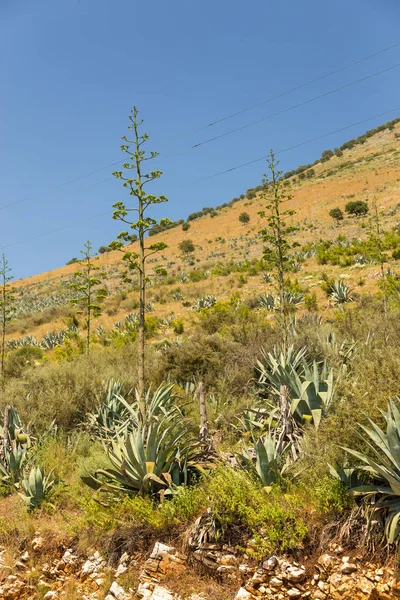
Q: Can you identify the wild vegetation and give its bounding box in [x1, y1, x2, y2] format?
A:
[1, 114, 400, 593]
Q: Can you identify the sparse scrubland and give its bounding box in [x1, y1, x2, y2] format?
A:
[1, 115, 400, 598]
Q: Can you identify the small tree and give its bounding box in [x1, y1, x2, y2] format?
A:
[321, 149, 334, 162]
[70, 241, 106, 355]
[179, 239, 195, 255]
[259, 150, 296, 350]
[182, 222, 191, 232]
[329, 207, 344, 222]
[98, 245, 112, 254]
[239, 212, 250, 225]
[0, 254, 15, 390]
[110, 106, 170, 400]
[345, 200, 369, 217]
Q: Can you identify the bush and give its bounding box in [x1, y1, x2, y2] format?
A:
[179, 240, 195, 255]
[321, 149, 334, 162]
[329, 208, 344, 222]
[156, 334, 253, 392]
[182, 222, 190, 232]
[392, 248, 400, 260]
[345, 200, 368, 217]
[98, 246, 112, 254]
[239, 212, 250, 225]
[5, 346, 44, 378]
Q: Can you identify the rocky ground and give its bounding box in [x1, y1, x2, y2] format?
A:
[0, 533, 398, 600]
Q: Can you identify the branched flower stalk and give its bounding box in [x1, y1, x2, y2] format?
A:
[259, 151, 296, 351]
[110, 106, 170, 400]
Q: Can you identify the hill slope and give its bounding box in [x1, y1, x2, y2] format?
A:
[8, 117, 400, 344]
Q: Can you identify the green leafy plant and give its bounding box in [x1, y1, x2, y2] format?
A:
[328, 280, 353, 305]
[83, 415, 206, 497]
[341, 400, 400, 543]
[257, 347, 333, 430]
[18, 466, 56, 510]
[345, 200, 369, 217]
[70, 240, 107, 355]
[329, 207, 344, 222]
[237, 432, 293, 488]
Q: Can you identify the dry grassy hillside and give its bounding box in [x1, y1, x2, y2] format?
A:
[9, 119, 400, 343]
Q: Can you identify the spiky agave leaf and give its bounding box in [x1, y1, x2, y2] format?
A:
[18, 467, 55, 510]
[83, 414, 208, 496]
[236, 431, 294, 488]
[342, 399, 400, 543]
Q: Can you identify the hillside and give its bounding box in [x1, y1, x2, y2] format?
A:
[2, 118, 400, 600]
[8, 117, 400, 345]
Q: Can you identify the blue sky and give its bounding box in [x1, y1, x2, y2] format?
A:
[1, 0, 399, 279]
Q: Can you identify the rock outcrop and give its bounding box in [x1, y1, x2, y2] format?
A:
[0, 536, 398, 599]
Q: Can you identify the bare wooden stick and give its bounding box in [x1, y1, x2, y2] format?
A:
[198, 381, 209, 443]
[3, 404, 10, 460]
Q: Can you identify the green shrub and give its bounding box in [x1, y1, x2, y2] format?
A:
[345, 200, 368, 217]
[329, 207, 344, 222]
[5, 346, 44, 378]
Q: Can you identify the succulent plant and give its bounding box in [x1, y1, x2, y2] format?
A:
[18, 467, 56, 510]
[328, 280, 353, 305]
[192, 295, 217, 311]
[341, 400, 400, 544]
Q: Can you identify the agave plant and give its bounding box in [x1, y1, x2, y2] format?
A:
[83, 416, 205, 496]
[283, 291, 304, 306]
[18, 467, 56, 510]
[328, 280, 353, 305]
[192, 295, 217, 311]
[342, 400, 400, 544]
[259, 294, 276, 310]
[41, 330, 66, 349]
[257, 346, 333, 430]
[257, 345, 308, 395]
[89, 382, 179, 438]
[88, 379, 132, 436]
[237, 432, 294, 488]
[0, 446, 27, 486]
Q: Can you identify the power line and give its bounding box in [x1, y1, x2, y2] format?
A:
[192, 62, 400, 148]
[2, 41, 399, 215]
[181, 107, 400, 187]
[206, 41, 400, 127]
[1, 106, 398, 251]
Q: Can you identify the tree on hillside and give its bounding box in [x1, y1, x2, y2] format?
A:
[69, 240, 107, 356]
[345, 200, 369, 217]
[239, 212, 250, 225]
[259, 150, 297, 351]
[110, 106, 171, 400]
[329, 207, 344, 223]
[182, 222, 191, 232]
[98, 245, 112, 254]
[179, 239, 195, 255]
[0, 254, 15, 390]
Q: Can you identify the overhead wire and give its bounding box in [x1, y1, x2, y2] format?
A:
[192, 62, 400, 148]
[1, 105, 399, 251]
[1, 40, 400, 214]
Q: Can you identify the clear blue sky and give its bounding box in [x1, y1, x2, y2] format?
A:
[1, 0, 399, 279]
